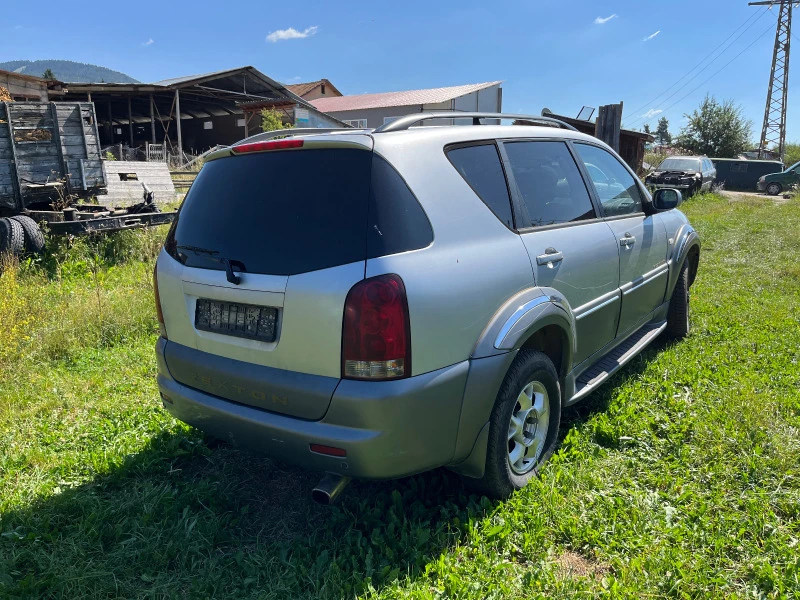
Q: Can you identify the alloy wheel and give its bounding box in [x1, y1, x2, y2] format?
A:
[507, 381, 550, 474]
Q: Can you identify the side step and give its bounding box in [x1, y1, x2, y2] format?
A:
[571, 321, 667, 403]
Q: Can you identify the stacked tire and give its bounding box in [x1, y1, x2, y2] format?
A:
[0, 216, 45, 256]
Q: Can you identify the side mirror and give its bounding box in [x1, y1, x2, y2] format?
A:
[652, 188, 683, 211]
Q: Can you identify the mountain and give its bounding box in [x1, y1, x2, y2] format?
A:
[0, 60, 139, 83]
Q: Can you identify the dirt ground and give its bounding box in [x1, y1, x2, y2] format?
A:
[718, 189, 792, 204]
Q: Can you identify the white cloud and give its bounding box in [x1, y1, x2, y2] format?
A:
[643, 30, 661, 42]
[642, 109, 663, 119]
[14, 25, 22, 29]
[594, 14, 617, 25]
[266, 25, 318, 43]
[142, 38, 154, 46]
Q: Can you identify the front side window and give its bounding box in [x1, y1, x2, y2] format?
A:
[503, 141, 596, 227]
[447, 143, 514, 228]
[574, 144, 643, 217]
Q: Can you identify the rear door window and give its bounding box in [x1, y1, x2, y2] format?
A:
[446, 143, 514, 228]
[503, 141, 596, 227]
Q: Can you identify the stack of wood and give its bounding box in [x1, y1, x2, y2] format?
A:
[0, 86, 12, 102]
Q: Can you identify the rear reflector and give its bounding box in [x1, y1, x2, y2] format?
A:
[232, 139, 304, 153]
[153, 263, 167, 339]
[310, 444, 347, 457]
[342, 274, 411, 380]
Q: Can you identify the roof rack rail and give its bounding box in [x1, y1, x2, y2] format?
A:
[233, 127, 360, 146]
[374, 112, 579, 134]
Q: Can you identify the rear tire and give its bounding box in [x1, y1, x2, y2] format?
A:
[665, 262, 691, 340]
[10, 216, 45, 253]
[0, 218, 25, 256]
[470, 349, 561, 499]
[766, 182, 782, 196]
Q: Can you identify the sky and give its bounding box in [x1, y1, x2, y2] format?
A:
[2, 0, 797, 142]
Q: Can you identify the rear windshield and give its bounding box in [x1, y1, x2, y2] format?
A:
[165, 148, 431, 276]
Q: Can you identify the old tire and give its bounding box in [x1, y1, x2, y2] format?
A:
[665, 262, 691, 340]
[470, 349, 561, 499]
[0, 218, 25, 256]
[10, 216, 45, 253]
[766, 182, 782, 196]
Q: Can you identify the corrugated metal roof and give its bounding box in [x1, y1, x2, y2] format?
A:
[152, 67, 252, 87]
[310, 81, 502, 112]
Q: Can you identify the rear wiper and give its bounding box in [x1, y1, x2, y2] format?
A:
[177, 244, 219, 255]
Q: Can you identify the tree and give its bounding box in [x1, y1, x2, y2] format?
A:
[675, 95, 752, 158]
[782, 142, 800, 167]
[261, 107, 292, 132]
[655, 117, 671, 146]
[643, 123, 651, 135]
[41, 68, 55, 80]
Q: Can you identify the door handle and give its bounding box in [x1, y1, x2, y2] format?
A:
[536, 248, 564, 266]
[620, 233, 636, 247]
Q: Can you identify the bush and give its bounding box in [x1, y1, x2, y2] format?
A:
[0, 227, 167, 367]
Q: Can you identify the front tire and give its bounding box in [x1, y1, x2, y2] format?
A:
[665, 262, 691, 340]
[471, 349, 561, 499]
[766, 182, 782, 196]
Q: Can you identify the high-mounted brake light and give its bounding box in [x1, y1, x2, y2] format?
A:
[232, 139, 304, 153]
[342, 274, 411, 380]
[153, 263, 167, 339]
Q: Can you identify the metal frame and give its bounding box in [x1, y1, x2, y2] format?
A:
[750, 0, 795, 160]
[374, 112, 579, 133]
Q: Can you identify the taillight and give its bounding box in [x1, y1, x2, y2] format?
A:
[153, 263, 167, 338]
[231, 139, 304, 153]
[342, 274, 411, 380]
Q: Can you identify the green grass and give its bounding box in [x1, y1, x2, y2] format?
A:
[1, 193, 799, 598]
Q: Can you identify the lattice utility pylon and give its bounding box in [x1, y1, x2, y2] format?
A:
[750, 1, 795, 160]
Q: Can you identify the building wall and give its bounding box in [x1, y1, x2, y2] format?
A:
[0, 72, 48, 101]
[328, 85, 503, 128]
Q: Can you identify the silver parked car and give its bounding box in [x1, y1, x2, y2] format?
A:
[154, 112, 700, 501]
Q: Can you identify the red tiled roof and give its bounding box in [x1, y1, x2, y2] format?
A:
[309, 81, 502, 113]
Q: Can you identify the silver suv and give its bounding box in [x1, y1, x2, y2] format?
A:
[154, 112, 700, 501]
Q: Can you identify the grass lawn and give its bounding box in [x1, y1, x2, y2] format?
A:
[0, 193, 798, 598]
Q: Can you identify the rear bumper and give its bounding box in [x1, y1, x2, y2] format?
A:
[156, 338, 470, 479]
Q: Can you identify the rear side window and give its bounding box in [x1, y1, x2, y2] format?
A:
[446, 143, 514, 228]
[166, 149, 372, 276]
[503, 141, 596, 227]
[367, 155, 433, 258]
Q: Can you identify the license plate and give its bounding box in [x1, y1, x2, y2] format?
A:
[195, 299, 278, 342]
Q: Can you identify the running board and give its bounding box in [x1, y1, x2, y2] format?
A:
[571, 321, 667, 403]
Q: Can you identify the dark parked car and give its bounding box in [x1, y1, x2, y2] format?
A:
[757, 160, 800, 195]
[646, 156, 716, 196]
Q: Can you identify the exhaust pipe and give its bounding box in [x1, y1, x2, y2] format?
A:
[311, 473, 351, 505]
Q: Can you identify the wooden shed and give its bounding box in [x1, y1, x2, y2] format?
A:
[0, 69, 65, 102]
[61, 66, 344, 161]
[547, 112, 653, 173]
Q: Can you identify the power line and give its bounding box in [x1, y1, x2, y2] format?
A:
[627, 6, 771, 119]
[634, 22, 776, 125]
